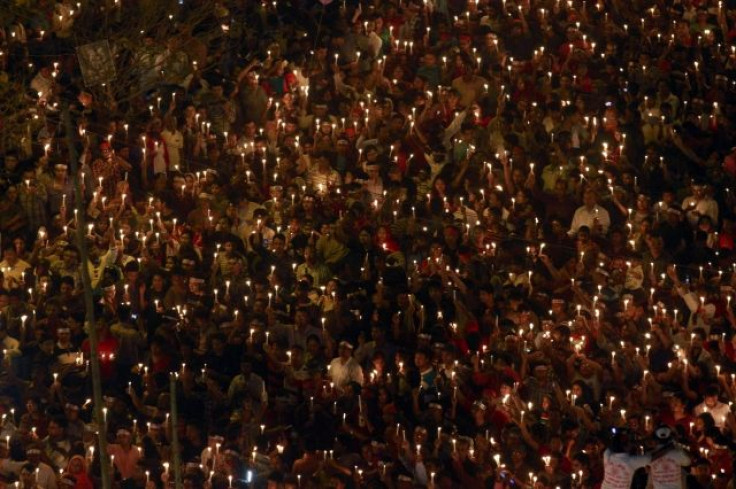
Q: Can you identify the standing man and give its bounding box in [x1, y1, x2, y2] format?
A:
[328, 341, 364, 391]
[569, 188, 611, 236]
[0, 245, 31, 290]
[600, 428, 651, 489]
[92, 141, 132, 198]
[649, 426, 690, 489]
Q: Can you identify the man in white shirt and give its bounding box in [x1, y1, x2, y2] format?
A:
[649, 426, 690, 489]
[0, 447, 58, 489]
[601, 428, 651, 489]
[307, 151, 341, 194]
[0, 326, 21, 359]
[30, 66, 54, 102]
[681, 183, 718, 228]
[0, 246, 31, 290]
[693, 385, 731, 430]
[85, 237, 118, 290]
[328, 341, 364, 391]
[569, 188, 611, 236]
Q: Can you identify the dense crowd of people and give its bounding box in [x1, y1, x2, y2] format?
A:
[1, 0, 736, 487]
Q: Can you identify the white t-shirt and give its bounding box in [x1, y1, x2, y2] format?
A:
[601, 449, 651, 489]
[693, 401, 730, 429]
[328, 356, 364, 389]
[569, 204, 611, 235]
[649, 447, 690, 489]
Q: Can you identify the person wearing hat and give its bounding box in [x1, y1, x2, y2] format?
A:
[648, 425, 690, 489]
[600, 427, 652, 489]
[328, 340, 364, 391]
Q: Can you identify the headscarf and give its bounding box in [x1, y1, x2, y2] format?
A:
[65, 455, 94, 489]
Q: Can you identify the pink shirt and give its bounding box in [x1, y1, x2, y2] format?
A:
[108, 444, 142, 479]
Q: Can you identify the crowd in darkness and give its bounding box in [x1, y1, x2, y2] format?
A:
[1, 0, 736, 487]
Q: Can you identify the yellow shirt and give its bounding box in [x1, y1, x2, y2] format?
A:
[316, 235, 348, 265]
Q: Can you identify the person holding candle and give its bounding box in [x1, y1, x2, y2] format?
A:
[62, 455, 93, 489]
[0, 446, 57, 489]
[92, 142, 132, 199]
[294, 246, 331, 289]
[80, 317, 118, 382]
[328, 341, 364, 392]
[109, 304, 147, 383]
[40, 164, 72, 221]
[693, 385, 732, 432]
[568, 188, 611, 237]
[18, 171, 49, 236]
[40, 417, 71, 471]
[107, 428, 141, 481]
[0, 326, 22, 381]
[0, 245, 31, 291]
[48, 246, 82, 292]
[5, 0, 736, 486]
[681, 183, 719, 230]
